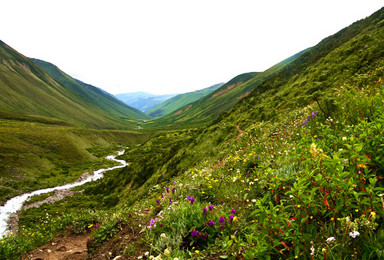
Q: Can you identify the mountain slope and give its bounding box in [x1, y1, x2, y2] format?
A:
[147, 49, 307, 129]
[31, 58, 149, 120]
[115, 92, 177, 112]
[0, 41, 144, 129]
[146, 82, 224, 118]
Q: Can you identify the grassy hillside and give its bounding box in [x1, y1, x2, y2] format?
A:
[31, 58, 149, 120]
[2, 7, 384, 260]
[0, 41, 143, 129]
[115, 92, 177, 112]
[146, 49, 306, 129]
[0, 115, 149, 204]
[146, 83, 224, 118]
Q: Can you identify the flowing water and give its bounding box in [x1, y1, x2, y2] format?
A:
[0, 149, 128, 238]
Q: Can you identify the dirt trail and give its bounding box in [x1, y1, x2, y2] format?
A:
[236, 125, 244, 141]
[22, 232, 90, 260]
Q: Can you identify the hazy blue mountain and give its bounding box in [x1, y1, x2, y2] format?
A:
[115, 92, 177, 112]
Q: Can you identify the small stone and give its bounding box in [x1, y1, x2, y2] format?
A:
[47, 249, 52, 253]
[51, 242, 56, 246]
[57, 245, 67, 251]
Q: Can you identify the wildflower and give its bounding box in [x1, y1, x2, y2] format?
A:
[164, 248, 170, 256]
[209, 205, 214, 211]
[160, 233, 166, 238]
[189, 196, 195, 205]
[219, 216, 226, 225]
[370, 211, 376, 219]
[169, 198, 172, 205]
[166, 187, 169, 193]
[203, 207, 208, 215]
[156, 199, 160, 204]
[326, 237, 335, 243]
[358, 163, 368, 168]
[128, 213, 132, 218]
[191, 229, 199, 237]
[145, 251, 150, 256]
[229, 214, 234, 223]
[88, 224, 93, 228]
[95, 224, 99, 228]
[349, 231, 360, 238]
[172, 188, 176, 194]
[342, 137, 347, 141]
[231, 208, 236, 214]
[310, 245, 315, 256]
[195, 250, 200, 254]
[233, 216, 238, 222]
[208, 220, 215, 226]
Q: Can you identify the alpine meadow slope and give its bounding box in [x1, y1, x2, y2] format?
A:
[146, 48, 307, 129]
[1, 7, 384, 260]
[0, 41, 147, 130]
[146, 82, 224, 118]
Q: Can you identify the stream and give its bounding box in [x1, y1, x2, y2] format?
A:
[0, 149, 128, 238]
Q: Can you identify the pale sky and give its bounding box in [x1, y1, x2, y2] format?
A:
[1, 1, 383, 95]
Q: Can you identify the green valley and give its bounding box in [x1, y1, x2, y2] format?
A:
[1, 6, 384, 260]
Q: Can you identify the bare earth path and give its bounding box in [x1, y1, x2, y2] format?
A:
[22, 231, 90, 260]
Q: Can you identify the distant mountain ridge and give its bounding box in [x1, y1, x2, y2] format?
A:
[0, 41, 148, 129]
[115, 92, 177, 112]
[146, 83, 224, 118]
[31, 58, 148, 121]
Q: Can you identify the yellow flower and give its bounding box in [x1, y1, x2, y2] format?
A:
[164, 248, 170, 256]
[195, 250, 200, 254]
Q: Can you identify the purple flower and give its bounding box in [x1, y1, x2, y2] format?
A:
[208, 220, 215, 226]
[191, 229, 199, 237]
[189, 196, 195, 205]
[231, 208, 236, 214]
[219, 216, 226, 225]
[203, 207, 207, 215]
[208, 205, 214, 211]
[118, 219, 121, 223]
[156, 199, 160, 204]
[166, 187, 169, 193]
[186, 195, 190, 200]
[229, 214, 234, 223]
[128, 213, 132, 218]
[150, 219, 155, 226]
[257, 156, 260, 160]
[95, 224, 99, 228]
[173, 180, 177, 183]
[172, 188, 175, 194]
[169, 198, 172, 205]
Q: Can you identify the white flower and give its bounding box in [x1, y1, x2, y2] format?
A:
[342, 137, 347, 141]
[164, 248, 170, 256]
[144, 251, 150, 256]
[310, 245, 315, 256]
[326, 237, 335, 243]
[349, 231, 360, 238]
[160, 233, 166, 238]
